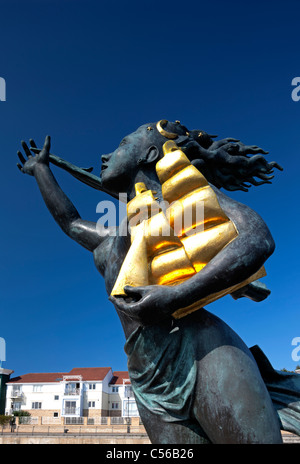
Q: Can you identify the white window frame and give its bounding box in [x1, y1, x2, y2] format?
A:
[32, 402, 42, 409]
[13, 402, 22, 411]
[12, 386, 22, 396]
[33, 385, 43, 392]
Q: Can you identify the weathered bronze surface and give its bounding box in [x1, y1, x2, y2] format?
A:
[17, 119, 300, 444]
[112, 140, 265, 319]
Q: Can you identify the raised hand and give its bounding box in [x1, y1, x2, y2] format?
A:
[17, 136, 51, 176]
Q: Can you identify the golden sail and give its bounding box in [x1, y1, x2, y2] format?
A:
[111, 141, 265, 318]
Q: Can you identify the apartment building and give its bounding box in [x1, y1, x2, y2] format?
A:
[5, 367, 139, 423]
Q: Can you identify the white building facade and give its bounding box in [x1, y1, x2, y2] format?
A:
[5, 367, 139, 424]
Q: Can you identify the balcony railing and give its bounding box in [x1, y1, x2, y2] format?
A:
[19, 416, 39, 425]
[87, 417, 108, 425]
[62, 406, 81, 416]
[111, 417, 131, 425]
[64, 407, 77, 414]
[64, 388, 80, 396]
[11, 390, 23, 399]
[64, 417, 84, 425]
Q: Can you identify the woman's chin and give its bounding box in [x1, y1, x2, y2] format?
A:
[101, 174, 122, 196]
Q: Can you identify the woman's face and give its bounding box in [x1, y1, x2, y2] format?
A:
[100, 123, 159, 195]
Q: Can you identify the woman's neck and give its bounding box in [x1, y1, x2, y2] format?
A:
[127, 170, 163, 203]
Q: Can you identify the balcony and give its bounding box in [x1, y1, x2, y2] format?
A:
[63, 377, 82, 396]
[11, 390, 23, 399]
[64, 407, 79, 415]
[62, 400, 81, 417]
[64, 387, 81, 396]
[62, 405, 81, 416]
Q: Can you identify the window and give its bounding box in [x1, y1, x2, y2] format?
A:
[123, 400, 139, 416]
[89, 383, 96, 390]
[54, 395, 59, 400]
[33, 385, 43, 392]
[111, 402, 119, 409]
[125, 386, 133, 397]
[65, 401, 77, 414]
[12, 386, 22, 396]
[53, 412, 59, 417]
[88, 401, 95, 408]
[112, 386, 119, 393]
[32, 402, 42, 409]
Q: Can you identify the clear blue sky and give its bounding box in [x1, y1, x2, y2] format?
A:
[1, 0, 300, 377]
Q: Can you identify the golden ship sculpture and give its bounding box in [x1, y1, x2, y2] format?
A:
[111, 139, 265, 318]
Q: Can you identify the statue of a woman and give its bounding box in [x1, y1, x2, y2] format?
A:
[17, 120, 297, 444]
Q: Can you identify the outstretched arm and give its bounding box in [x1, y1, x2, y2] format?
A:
[17, 136, 112, 252]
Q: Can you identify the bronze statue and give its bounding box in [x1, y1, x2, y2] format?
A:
[17, 120, 300, 444]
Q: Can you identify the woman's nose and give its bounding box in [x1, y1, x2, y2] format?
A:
[101, 153, 111, 163]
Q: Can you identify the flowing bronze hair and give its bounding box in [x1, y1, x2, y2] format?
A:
[155, 120, 283, 192]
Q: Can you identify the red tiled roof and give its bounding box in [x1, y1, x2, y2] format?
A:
[68, 367, 112, 381]
[7, 367, 113, 384]
[109, 371, 131, 385]
[7, 373, 67, 384]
